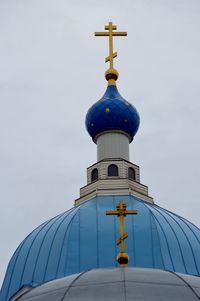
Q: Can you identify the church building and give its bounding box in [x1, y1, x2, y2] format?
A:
[1, 22, 200, 301]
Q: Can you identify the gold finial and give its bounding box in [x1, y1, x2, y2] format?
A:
[106, 201, 138, 266]
[95, 22, 127, 85]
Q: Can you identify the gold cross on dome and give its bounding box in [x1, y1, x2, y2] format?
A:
[106, 201, 138, 266]
[95, 22, 127, 69]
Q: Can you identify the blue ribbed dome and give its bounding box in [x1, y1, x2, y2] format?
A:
[1, 195, 200, 301]
[86, 85, 140, 142]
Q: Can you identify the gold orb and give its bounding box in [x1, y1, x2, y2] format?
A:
[117, 252, 129, 265]
[105, 68, 119, 81]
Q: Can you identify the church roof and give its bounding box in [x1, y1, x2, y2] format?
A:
[10, 268, 200, 301]
[1, 195, 200, 301]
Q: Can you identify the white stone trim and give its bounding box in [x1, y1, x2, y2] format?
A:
[75, 189, 153, 206]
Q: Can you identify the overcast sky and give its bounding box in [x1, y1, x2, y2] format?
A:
[0, 0, 200, 286]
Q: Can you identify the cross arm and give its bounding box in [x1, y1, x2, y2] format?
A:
[116, 233, 128, 245]
[95, 32, 127, 36]
[106, 211, 119, 215]
[105, 25, 117, 30]
[125, 210, 138, 215]
[105, 52, 117, 63]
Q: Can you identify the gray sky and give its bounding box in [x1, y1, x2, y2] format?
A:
[0, 0, 200, 286]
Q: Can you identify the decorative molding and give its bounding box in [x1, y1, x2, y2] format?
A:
[74, 188, 153, 206]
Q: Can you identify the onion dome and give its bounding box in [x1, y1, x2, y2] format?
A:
[1, 195, 200, 301]
[86, 23, 140, 143]
[10, 268, 200, 301]
[86, 85, 140, 142]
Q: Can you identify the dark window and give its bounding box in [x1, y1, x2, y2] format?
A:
[91, 168, 98, 182]
[128, 167, 135, 181]
[108, 164, 118, 177]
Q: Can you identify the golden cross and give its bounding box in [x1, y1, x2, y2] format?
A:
[95, 22, 127, 69]
[106, 201, 138, 266]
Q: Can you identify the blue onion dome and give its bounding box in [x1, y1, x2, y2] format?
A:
[1, 195, 200, 301]
[86, 85, 140, 142]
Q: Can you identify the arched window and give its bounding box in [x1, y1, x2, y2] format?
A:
[128, 167, 135, 181]
[108, 164, 118, 177]
[91, 168, 98, 182]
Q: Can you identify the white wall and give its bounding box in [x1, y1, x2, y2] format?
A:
[97, 132, 130, 161]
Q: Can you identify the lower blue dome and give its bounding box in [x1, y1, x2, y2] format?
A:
[1, 195, 200, 301]
[86, 85, 140, 142]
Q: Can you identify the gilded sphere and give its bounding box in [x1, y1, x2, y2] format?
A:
[117, 252, 129, 265]
[105, 68, 119, 81]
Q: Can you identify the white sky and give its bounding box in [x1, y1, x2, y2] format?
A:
[0, 0, 200, 286]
